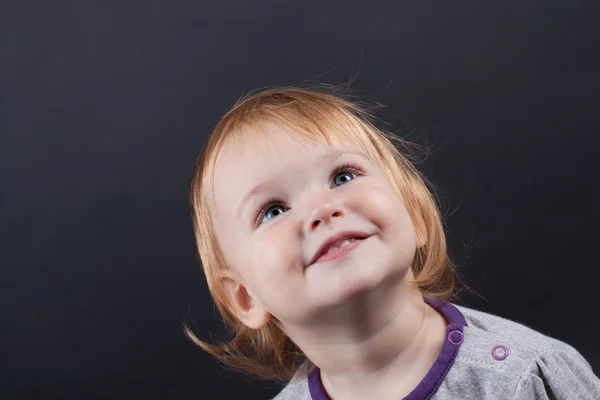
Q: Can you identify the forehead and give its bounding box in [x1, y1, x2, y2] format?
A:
[214, 122, 370, 180]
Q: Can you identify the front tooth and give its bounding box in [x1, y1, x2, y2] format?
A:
[327, 245, 339, 253]
[326, 239, 353, 254]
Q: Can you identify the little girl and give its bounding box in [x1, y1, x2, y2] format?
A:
[186, 85, 600, 399]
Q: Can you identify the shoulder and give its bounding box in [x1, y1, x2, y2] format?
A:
[455, 303, 587, 361]
[443, 303, 600, 399]
[271, 378, 310, 400]
[270, 364, 311, 400]
[455, 303, 570, 354]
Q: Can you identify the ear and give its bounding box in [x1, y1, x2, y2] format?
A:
[222, 277, 271, 329]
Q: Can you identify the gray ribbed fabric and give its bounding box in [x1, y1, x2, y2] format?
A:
[272, 302, 600, 399]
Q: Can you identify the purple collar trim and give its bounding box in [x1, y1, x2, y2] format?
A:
[307, 297, 468, 400]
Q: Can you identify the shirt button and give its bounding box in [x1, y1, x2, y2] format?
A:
[492, 345, 509, 361]
[447, 330, 464, 345]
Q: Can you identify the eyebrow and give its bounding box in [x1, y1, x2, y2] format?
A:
[236, 150, 371, 219]
[236, 180, 274, 219]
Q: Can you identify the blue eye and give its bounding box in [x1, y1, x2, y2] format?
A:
[261, 204, 286, 223]
[333, 170, 356, 186]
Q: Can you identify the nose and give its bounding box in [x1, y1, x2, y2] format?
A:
[306, 194, 344, 232]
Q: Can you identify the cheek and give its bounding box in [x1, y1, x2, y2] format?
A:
[252, 227, 301, 276]
[357, 181, 405, 219]
[356, 183, 417, 242]
[247, 229, 305, 313]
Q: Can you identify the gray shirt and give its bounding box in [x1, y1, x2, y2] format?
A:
[273, 298, 600, 399]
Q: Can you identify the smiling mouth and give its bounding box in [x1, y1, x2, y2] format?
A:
[312, 237, 366, 265]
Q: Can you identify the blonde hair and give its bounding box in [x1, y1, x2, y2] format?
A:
[185, 84, 461, 383]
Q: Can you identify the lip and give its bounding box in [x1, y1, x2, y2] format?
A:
[309, 231, 370, 266]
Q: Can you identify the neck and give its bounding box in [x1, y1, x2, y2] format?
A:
[284, 275, 447, 399]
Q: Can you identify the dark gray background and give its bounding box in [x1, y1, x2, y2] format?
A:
[2, 1, 599, 399]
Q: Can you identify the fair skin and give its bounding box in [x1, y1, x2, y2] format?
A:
[211, 122, 448, 399]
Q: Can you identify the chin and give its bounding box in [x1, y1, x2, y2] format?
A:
[314, 260, 391, 306]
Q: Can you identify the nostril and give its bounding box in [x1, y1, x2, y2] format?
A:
[309, 209, 342, 231]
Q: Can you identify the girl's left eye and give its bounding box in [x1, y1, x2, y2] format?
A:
[332, 169, 357, 187]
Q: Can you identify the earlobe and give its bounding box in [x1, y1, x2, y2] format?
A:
[222, 277, 271, 329]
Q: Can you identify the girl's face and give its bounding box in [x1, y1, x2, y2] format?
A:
[211, 123, 420, 328]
